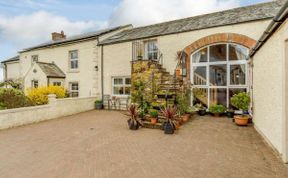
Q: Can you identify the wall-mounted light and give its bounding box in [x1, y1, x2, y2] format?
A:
[95, 66, 99, 71]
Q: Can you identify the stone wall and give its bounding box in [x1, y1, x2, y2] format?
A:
[0, 95, 97, 130]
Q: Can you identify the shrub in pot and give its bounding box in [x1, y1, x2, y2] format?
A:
[195, 103, 207, 116]
[209, 104, 226, 117]
[95, 100, 103, 109]
[127, 104, 142, 130]
[161, 106, 177, 134]
[149, 109, 158, 124]
[226, 108, 235, 118]
[231, 92, 251, 126]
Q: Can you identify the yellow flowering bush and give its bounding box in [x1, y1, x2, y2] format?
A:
[27, 85, 66, 105]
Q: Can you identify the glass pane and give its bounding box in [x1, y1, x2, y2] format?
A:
[229, 88, 247, 109]
[230, 64, 246, 85]
[71, 60, 78, 69]
[125, 78, 131, 85]
[71, 83, 78, 90]
[192, 88, 208, 107]
[192, 48, 207, 63]
[125, 87, 131, 95]
[229, 44, 248, 61]
[113, 86, 124, 95]
[70, 51, 78, 59]
[193, 66, 207, 85]
[114, 78, 123, 85]
[209, 65, 227, 86]
[209, 88, 227, 106]
[71, 92, 79, 97]
[210, 44, 227, 62]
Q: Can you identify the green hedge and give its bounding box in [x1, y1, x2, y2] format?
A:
[0, 88, 34, 110]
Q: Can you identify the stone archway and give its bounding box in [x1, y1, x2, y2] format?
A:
[181, 33, 257, 80]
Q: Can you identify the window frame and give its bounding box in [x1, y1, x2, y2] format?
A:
[69, 50, 79, 70]
[144, 40, 158, 60]
[69, 82, 79, 97]
[112, 76, 131, 97]
[32, 80, 39, 88]
[31, 55, 39, 64]
[191, 43, 249, 108]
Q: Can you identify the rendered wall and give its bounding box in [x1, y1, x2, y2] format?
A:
[0, 95, 97, 130]
[252, 19, 288, 162]
[5, 61, 21, 80]
[103, 20, 270, 97]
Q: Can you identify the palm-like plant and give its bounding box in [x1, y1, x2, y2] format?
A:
[127, 104, 142, 129]
[161, 106, 178, 129]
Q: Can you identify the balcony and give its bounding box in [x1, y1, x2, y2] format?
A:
[132, 40, 163, 65]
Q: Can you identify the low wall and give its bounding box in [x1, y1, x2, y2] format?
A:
[0, 95, 97, 130]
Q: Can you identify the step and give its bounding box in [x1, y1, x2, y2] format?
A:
[142, 121, 163, 129]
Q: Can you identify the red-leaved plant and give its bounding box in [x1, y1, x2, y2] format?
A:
[161, 106, 177, 127]
[128, 104, 142, 126]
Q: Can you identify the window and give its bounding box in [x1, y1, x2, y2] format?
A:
[145, 41, 158, 60]
[69, 50, 78, 69]
[69, 82, 79, 97]
[112, 77, 131, 96]
[32, 80, 39, 88]
[191, 43, 249, 108]
[53, 82, 62, 86]
[31, 55, 38, 64]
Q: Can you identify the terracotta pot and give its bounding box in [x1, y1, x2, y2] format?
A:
[150, 118, 157, 124]
[182, 114, 190, 122]
[234, 115, 249, 126]
[175, 69, 181, 77]
[175, 121, 180, 130]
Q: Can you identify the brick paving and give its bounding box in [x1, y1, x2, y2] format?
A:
[0, 110, 288, 178]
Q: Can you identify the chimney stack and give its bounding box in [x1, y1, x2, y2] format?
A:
[51, 30, 66, 41]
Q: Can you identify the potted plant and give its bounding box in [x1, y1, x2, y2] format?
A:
[149, 109, 158, 124]
[127, 104, 142, 130]
[226, 108, 235, 118]
[161, 106, 177, 134]
[195, 103, 206, 116]
[231, 92, 251, 126]
[208, 104, 226, 117]
[95, 100, 103, 109]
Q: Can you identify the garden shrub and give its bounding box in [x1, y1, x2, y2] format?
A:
[0, 88, 33, 109]
[27, 85, 65, 105]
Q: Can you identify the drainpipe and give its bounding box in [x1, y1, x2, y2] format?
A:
[250, 0, 288, 57]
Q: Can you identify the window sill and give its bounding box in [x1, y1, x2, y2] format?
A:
[67, 70, 80, 73]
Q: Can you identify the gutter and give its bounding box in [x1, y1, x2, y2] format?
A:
[250, 1, 288, 57]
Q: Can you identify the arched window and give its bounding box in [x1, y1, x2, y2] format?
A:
[191, 43, 249, 108]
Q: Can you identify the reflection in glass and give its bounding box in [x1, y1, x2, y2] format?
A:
[210, 44, 227, 62]
[209, 65, 227, 86]
[192, 48, 208, 63]
[193, 66, 207, 85]
[229, 44, 248, 61]
[192, 88, 208, 107]
[230, 64, 246, 85]
[209, 88, 227, 106]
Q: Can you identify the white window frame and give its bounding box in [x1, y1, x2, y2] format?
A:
[32, 80, 39, 88]
[69, 82, 79, 97]
[112, 76, 131, 97]
[69, 50, 79, 70]
[144, 40, 158, 60]
[191, 43, 249, 108]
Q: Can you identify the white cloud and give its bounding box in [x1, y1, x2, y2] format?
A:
[0, 11, 107, 49]
[109, 0, 241, 27]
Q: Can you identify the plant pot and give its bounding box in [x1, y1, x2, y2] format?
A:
[213, 113, 221, 117]
[127, 119, 140, 130]
[182, 114, 190, 122]
[234, 115, 249, 126]
[175, 69, 181, 77]
[95, 102, 103, 110]
[227, 111, 234, 118]
[198, 109, 206, 116]
[163, 122, 174, 134]
[150, 117, 157, 124]
[175, 121, 180, 130]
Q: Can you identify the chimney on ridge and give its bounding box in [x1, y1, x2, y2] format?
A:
[51, 30, 66, 41]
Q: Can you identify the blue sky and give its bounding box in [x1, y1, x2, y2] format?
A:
[0, 0, 269, 80]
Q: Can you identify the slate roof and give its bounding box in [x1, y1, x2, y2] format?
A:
[21, 25, 132, 52]
[37, 62, 66, 78]
[1, 56, 20, 64]
[100, 1, 286, 45]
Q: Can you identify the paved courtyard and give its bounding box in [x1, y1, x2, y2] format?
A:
[0, 110, 288, 178]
